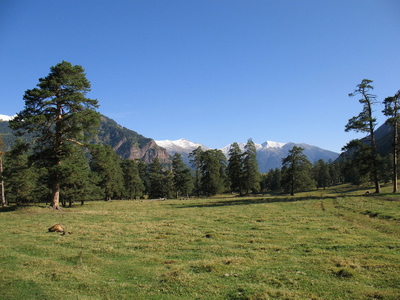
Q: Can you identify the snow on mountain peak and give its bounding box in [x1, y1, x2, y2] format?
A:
[156, 138, 338, 173]
[0, 114, 16, 121]
[155, 139, 209, 153]
[221, 141, 286, 154]
[174, 138, 198, 148]
[262, 141, 287, 149]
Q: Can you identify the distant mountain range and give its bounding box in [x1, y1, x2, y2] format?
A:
[3, 113, 395, 173]
[155, 139, 209, 166]
[0, 114, 170, 164]
[155, 139, 339, 173]
[0, 114, 15, 121]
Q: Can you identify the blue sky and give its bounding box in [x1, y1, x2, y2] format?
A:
[1, 0, 399, 153]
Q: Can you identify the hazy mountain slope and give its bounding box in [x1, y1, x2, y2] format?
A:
[223, 141, 339, 173]
[338, 122, 395, 161]
[0, 114, 171, 164]
[156, 138, 339, 173]
[2, 113, 395, 169]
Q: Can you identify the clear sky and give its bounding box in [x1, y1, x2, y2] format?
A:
[1, 0, 399, 153]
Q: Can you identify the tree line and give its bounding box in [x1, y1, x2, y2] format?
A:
[0, 64, 398, 209]
[342, 79, 400, 194]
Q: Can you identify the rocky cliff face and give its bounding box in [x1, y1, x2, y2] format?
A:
[95, 115, 171, 164]
[118, 138, 170, 163]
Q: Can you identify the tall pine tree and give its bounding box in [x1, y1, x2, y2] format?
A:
[200, 149, 227, 196]
[242, 139, 260, 194]
[172, 153, 193, 199]
[313, 159, 331, 190]
[189, 146, 204, 197]
[0, 135, 5, 207]
[121, 159, 145, 199]
[345, 79, 381, 193]
[3, 140, 36, 204]
[60, 146, 100, 206]
[227, 142, 244, 195]
[90, 145, 124, 201]
[282, 146, 313, 196]
[148, 158, 168, 199]
[383, 90, 400, 193]
[10, 61, 100, 209]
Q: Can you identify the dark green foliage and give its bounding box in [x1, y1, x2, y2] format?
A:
[59, 147, 101, 206]
[10, 61, 100, 144]
[281, 146, 314, 196]
[89, 145, 124, 201]
[148, 158, 164, 198]
[380, 154, 394, 185]
[3, 140, 36, 203]
[345, 79, 381, 193]
[227, 142, 244, 195]
[345, 79, 377, 134]
[313, 159, 331, 189]
[341, 139, 381, 186]
[383, 91, 400, 128]
[189, 146, 204, 197]
[136, 159, 149, 194]
[328, 159, 342, 185]
[0, 121, 34, 152]
[121, 159, 145, 199]
[148, 158, 172, 199]
[9, 61, 100, 208]
[0, 134, 5, 207]
[32, 167, 52, 204]
[261, 168, 282, 193]
[382, 90, 400, 192]
[200, 149, 227, 196]
[3, 140, 51, 205]
[242, 139, 261, 194]
[172, 153, 193, 198]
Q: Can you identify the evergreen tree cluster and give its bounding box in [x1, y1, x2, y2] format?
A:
[341, 79, 400, 193]
[1, 65, 399, 208]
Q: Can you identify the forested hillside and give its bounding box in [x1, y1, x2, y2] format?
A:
[0, 116, 171, 164]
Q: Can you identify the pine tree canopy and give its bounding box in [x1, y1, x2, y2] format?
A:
[9, 61, 100, 209]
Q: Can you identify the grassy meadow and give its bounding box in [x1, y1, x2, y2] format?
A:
[1, 184, 399, 299]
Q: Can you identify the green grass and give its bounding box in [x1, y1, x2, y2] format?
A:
[1, 184, 399, 299]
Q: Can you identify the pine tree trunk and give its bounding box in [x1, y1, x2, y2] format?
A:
[0, 155, 5, 207]
[393, 118, 398, 193]
[290, 174, 295, 196]
[50, 103, 63, 210]
[0, 136, 5, 207]
[368, 103, 381, 194]
[51, 181, 61, 210]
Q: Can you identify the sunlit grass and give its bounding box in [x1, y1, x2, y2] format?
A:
[0, 184, 399, 299]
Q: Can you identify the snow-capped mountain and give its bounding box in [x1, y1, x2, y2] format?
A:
[0, 114, 15, 121]
[154, 139, 209, 166]
[156, 138, 339, 173]
[155, 138, 209, 154]
[220, 141, 286, 157]
[256, 142, 338, 173]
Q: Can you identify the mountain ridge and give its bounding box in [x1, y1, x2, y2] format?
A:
[3, 113, 394, 173]
[155, 138, 339, 173]
[0, 114, 171, 164]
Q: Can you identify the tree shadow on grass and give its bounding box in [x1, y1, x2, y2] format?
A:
[173, 195, 338, 209]
[0, 205, 19, 213]
[0, 203, 47, 213]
